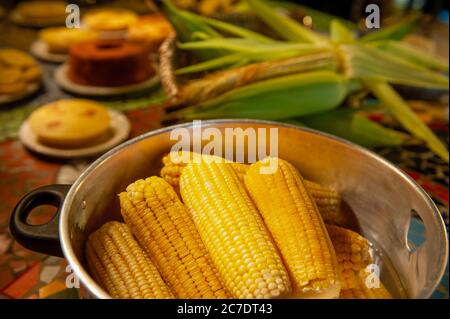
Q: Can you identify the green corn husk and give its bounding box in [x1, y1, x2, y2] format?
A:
[341, 45, 449, 89]
[330, 20, 355, 44]
[162, 0, 224, 59]
[266, 1, 357, 32]
[167, 71, 360, 120]
[289, 109, 410, 148]
[359, 15, 420, 42]
[369, 40, 449, 71]
[246, 0, 327, 44]
[365, 80, 448, 162]
[176, 38, 329, 69]
[177, 38, 326, 55]
[162, 0, 220, 41]
[175, 52, 337, 105]
[197, 15, 275, 43]
[175, 54, 243, 74]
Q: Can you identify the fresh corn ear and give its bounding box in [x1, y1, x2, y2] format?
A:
[86, 221, 174, 299]
[119, 177, 229, 298]
[180, 161, 291, 298]
[244, 158, 341, 298]
[168, 71, 360, 121]
[326, 225, 392, 299]
[160, 152, 343, 225]
[175, 53, 337, 104]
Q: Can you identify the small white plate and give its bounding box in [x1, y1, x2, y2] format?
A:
[19, 109, 131, 159]
[0, 82, 41, 105]
[54, 64, 160, 96]
[30, 40, 67, 63]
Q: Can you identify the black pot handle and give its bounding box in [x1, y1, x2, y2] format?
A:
[9, 184, 71, 257]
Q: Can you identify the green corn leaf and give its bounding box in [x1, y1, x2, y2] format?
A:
[369, 40, 449, 71]
[293, 108, 410, 148]
[246, 0, 327, 44]
[359, 15, 419, 42]
[162, 0, 221, 41]
[197, 15, 275, 43]
[266, 1, 357, 32]
[330, 19, 355, 44]
[177, 38, 328, 62]
[342, 45, 449, 89]
[175, 54, 244, 75]
[178, 38, 323, 53]
[190, 31, 214, 41]
[162, 0, 224, 59]
[169, 71, 360, 120]
[365, 80, 448, 162]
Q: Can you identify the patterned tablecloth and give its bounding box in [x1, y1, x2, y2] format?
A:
[0, 7, 448, 299]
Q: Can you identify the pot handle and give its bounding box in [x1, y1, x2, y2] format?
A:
[9, 184, 71, 258]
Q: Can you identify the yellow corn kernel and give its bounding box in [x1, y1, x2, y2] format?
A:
[85, 221, 174, 299]
[160, 152, 247, 191]
[339, 281, 392, 299]
[244, 158, 340, 298]
[303, 180, 344, 225]
[326, 224, 392, 299]
[160, 152, 342, 224]
[180, 161, 291, 299]
[119, 176, 229, 299]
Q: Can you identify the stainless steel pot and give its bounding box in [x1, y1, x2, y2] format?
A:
[10, 120, 448, 299]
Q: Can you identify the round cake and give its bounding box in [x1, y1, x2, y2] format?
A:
[0, 49, 42, 96]
[68, 39, 154, 87]
[39, 27, 98, 54]
[128, 14, 174, 49]
[29, 99, 111, 148]
[83, 8, 138, 32]
[15, 1, 67, 25]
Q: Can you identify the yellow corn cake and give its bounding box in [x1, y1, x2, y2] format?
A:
[28, 99, 111, 148]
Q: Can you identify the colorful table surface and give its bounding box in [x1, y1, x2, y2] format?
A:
[0, 7, 449, 299]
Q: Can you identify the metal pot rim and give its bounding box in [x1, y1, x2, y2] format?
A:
[59, 119, 449, 299]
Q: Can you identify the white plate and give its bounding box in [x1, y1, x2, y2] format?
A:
[30, 40, 67, 63]
[0, 82, 41, 105]
[55, 64, 160, 96]
[19, 109, 131, 159]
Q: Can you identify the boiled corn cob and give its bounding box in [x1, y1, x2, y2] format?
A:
[339, 280, 392, 299]
[160, 152, 343, 224]
[326, 224, 392, 299]
[85, 221, 174, 299]
[244, 158, 340, 298]
[180, 161, 291, 298]
[119, 177, 229, 299]
[303, 180, 343, 225]
[326, 224, 371, 290]
[160, 151, 248, 191]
